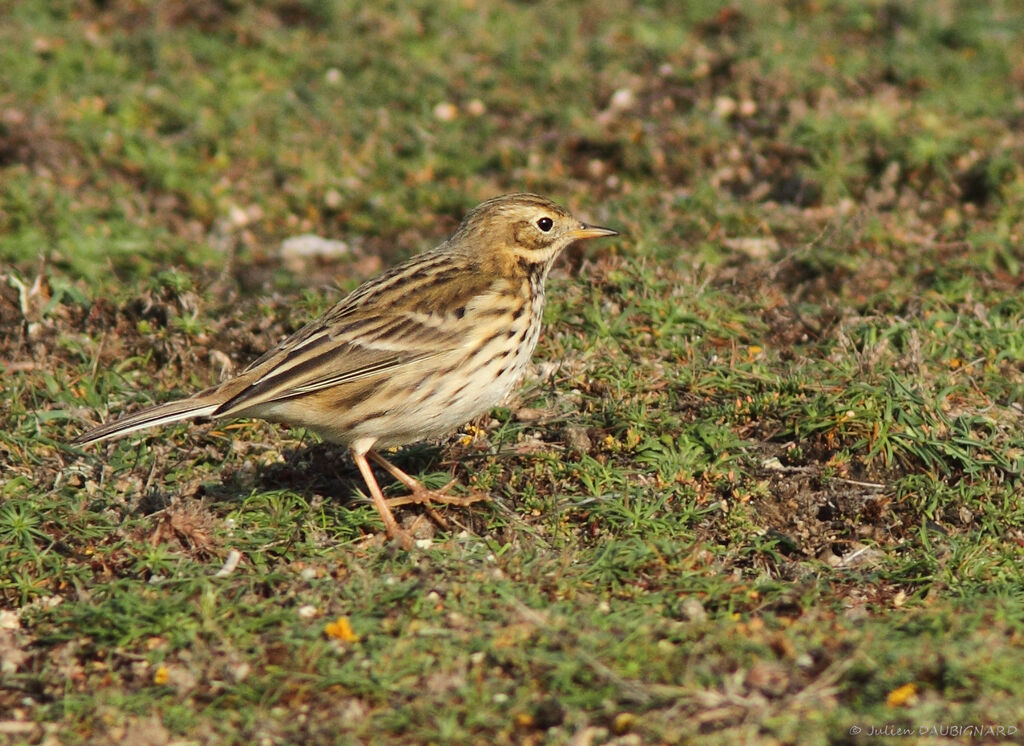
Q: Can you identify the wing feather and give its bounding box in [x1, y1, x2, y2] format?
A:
[215, 311, 459, 416]
[215, 254, 499, 417]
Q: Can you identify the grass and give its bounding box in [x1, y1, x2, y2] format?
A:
[3, 0, 1024, 743]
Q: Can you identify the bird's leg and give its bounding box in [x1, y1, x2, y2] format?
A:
[351, 447, 413, 549]
[367, 450, 489, 508]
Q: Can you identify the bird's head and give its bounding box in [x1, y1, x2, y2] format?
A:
[454, 193, 617, 269]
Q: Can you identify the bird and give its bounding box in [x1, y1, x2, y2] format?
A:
[72, 193, 618, 548]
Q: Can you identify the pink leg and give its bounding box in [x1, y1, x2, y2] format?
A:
[351, 447, 413, 549]
[367, 450, 488, 507]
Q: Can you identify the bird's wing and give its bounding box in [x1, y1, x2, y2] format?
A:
[214, 264, 499, 417]
[213, 309, 463, 417]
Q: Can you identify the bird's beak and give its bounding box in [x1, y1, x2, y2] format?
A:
[569, 223, 618, 241]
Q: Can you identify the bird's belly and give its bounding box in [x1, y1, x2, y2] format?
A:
[357, 352, 529, 448]
[354, 321, 538, 448]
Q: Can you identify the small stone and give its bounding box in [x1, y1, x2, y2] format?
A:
[433, 102, 458, 121]
[722, 236, 779, 259]
[280, 234, 350, 272]
[713, 95, 737, 118]
[679, 597, 707, 623]
[227, 204, 250, 228]
[324, 188, 343, 209]
[608, 88, 635, 112]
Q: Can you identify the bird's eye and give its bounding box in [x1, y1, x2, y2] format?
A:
[536, 217, 553, 232]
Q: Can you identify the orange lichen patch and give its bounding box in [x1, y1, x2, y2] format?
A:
[886, 683, 918, 708]
[324, 616, 360, 643]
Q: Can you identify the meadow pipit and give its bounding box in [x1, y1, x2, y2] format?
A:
[73, 193, 618, 547]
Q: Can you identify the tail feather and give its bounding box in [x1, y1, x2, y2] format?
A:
[71, 396, 220, 446]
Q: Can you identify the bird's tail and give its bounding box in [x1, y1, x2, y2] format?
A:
[71, 394, 221, 446]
